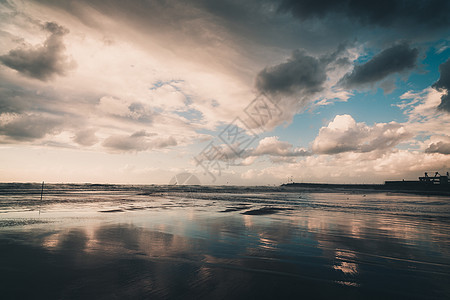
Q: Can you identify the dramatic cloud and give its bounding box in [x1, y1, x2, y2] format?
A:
[251, 48, 352, 128]
[0, 22, 74, 81]
[255, 50, 327, 98]
[340, 43, 418, 89]
[278, 0, 450, 29]
[312, 115, 411, 154]
[0, 0, 449, 184]
[432, 58, 450, 112]
[0, 113, 63, 141]
[102, 131, 176, 153]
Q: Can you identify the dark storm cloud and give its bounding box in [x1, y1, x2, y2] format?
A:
[425, 141, 450, 155]
[32, 0, 450, 62]
[183, 0, 450, 50]
[432, 58, 450, 112]
[255, 50, 327, 97]
[23, 0, 349, 59]
[339, 43, 419, 88]
[278, 0, 450, 29]
[0, 22, 74, 81]
[0, 114, 63, 141]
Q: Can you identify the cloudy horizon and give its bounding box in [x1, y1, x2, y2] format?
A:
[1, 0, 450, 185]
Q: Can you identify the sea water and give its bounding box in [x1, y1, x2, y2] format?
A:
[0, 183, 449, 299]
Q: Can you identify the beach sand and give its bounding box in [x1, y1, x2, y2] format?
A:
[1, 184, 449, 299]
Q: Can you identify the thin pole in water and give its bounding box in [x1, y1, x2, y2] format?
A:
[40, 181, 44, 201]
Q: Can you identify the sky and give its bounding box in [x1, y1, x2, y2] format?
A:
[1, 0, 450, 185]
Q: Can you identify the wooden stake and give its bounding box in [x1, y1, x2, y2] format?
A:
[40, 181, 44, 201]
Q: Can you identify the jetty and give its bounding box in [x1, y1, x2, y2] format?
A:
[282, 172, 450, 195]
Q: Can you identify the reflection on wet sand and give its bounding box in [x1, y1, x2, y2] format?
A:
[0, 213, 448, 299]
[0, 187, 450, 299]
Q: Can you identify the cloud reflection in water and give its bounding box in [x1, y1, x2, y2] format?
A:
[0, 188, 449, 299]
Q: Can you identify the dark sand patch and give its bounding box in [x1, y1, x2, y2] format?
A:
[125, 207, 146, 211]
[99, 209, 125, 213]
[241, 207, 291, 215]
[220, 205, 252, 213]
[0, 219, 52, 227]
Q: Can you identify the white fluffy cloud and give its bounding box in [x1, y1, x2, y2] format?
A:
[312, 115, 412, 154]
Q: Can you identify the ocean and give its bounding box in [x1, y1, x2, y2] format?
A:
[0, 183, 449, 299]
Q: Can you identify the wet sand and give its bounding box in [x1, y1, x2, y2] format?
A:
[1, 184, 449, 299]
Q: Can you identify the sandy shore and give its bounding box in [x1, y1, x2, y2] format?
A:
[1, 184, 449, 299]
